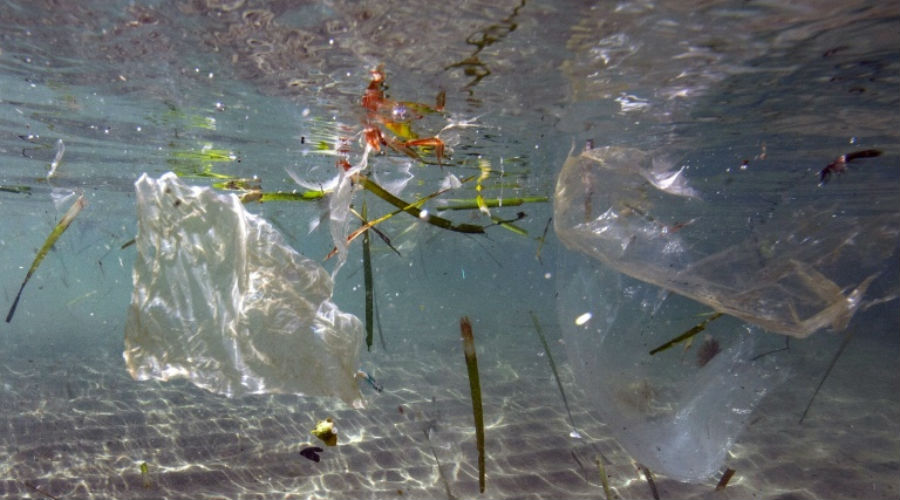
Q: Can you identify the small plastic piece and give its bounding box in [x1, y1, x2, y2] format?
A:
[124, 173, 364, 407]
[311, 417, 338, 446]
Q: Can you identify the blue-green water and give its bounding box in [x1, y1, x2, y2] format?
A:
[1, 1, 898, 498]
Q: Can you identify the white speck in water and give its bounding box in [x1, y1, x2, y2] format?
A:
[418, 209, 429, 220]
[544, 272, 552, 279]
[575, 312, 592, 326]
[569, 430, 582, 439]
[301, 108, 310, 117]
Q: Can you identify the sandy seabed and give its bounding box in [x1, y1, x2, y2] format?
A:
[0, 324, 897, 500]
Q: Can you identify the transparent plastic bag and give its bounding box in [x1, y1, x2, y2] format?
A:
[554, 146, 895, 338]
[124, 173, 364, 407]
[553, 145, 897, 481]
[557, 260, 786, 481]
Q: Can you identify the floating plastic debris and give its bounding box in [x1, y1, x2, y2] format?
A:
[124, 173, 364, 407]
[46, 138, 64, 180]
[311, 418, 338, 447]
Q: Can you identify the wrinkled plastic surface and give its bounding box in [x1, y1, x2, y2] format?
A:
[124, 173, 364, 407]
[554, 146, 896, 338]
[557, 261, 786, 481]
[553, 145, 897, 482]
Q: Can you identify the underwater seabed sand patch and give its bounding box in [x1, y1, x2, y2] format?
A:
[0, 330, 897, 500]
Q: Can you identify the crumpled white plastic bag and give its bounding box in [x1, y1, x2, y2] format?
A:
[124, 172, 364, 407]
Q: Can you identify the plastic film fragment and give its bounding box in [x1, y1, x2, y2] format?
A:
[124, 172, 364, 407]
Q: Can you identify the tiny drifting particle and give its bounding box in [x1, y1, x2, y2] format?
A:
[575, 312, 592, 326]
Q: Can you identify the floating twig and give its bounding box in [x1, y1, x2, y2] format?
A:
[460, 316, 486, 493]
[6, 193, 85, 323]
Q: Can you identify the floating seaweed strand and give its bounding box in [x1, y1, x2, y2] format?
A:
[6, 193, 86, 323]
[637, 463, 660, 500]
[799, 328, 855, 424]
[595, 456, 613, 500]
[372, 292, 386, 351]
[531, 311, 616, 498]
[648, 312, 724, 355]
[23, 481, 59, 500]
[459, 316, 486, 493]
[323, 174, 484, 261]
[361, 201, 375, 352]
[529, 311, 577, 430]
